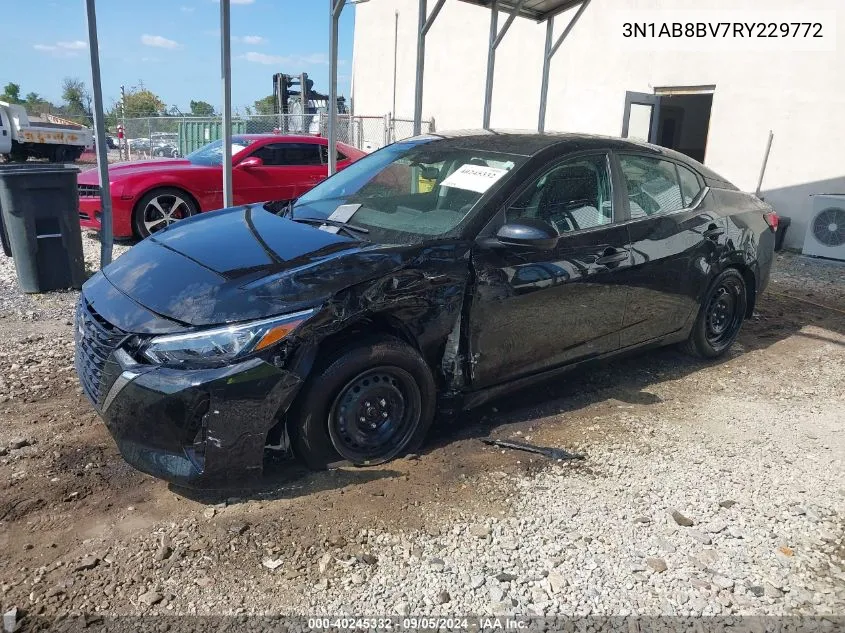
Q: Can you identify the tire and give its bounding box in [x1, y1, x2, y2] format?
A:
[682, 268, 747, 358]
[51, 145, 67, 163]
[289, 336, 436, 470]
[8, 143, 27, 163]
[132, 188, 198, 238]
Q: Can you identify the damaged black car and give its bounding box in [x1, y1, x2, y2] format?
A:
[74, 131, 777, 486]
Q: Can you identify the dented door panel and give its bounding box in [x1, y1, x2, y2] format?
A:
[467, 224, 631, 389]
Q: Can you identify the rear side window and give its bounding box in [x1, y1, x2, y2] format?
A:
[619, 155, 684, 218]
[253, 143, 322, 166]
[319, 145, 347, 164]
[677, 164, 703, 207]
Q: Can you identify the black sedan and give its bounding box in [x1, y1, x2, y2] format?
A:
[74, 131, 777, 486]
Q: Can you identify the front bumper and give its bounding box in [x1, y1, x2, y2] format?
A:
[79, 196, 134, 238]
[87, 346, 302, 487]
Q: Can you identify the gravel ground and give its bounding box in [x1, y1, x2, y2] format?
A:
[0, 240, 843, 625]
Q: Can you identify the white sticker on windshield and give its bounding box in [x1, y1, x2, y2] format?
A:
[320, 203, 362, 233]
[440, 164, 509, 194]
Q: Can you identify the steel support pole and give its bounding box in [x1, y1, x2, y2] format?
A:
[328, 0, 343, 175]
[220, 0, 233, 207]
[84, 0, 113, 267]
[538, 17, 554, 133]
[413, 0, 427, 136]
[413, 0, 445, 136]
[755, 130, 774, 197]
[482, 1, 498, 129]
[482, 0, 525, 129]
[537, 0, 590, 133]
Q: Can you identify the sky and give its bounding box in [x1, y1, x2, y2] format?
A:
[0, 0, 356, 115]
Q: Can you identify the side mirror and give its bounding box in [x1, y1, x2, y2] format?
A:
[495, 219, 559, 250]
[237, 156, 264, 169]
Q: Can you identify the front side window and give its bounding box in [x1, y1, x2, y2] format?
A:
[506, 154, 613, 234]
[619, 155, 684, 218]
[294, 139, 526, 243]
[186, 138, 253, 166]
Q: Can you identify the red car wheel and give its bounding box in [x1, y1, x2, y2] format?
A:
[133, 188, 198, 238]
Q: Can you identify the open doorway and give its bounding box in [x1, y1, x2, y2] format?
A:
[622, 87, 714, 163]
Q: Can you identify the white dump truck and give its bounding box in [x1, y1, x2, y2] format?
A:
[0, 101, 93, 162]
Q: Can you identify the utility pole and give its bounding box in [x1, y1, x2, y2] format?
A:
[392, 10, 398, 143]
[85, 0, 113, 266]
[220, 0, 233, 207]
[119, 84, 126, 160]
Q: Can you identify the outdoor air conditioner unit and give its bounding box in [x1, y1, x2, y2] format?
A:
[802, 194, 845, 261]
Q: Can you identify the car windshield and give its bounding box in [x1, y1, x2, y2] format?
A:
[187, 138, 253, 166]
[294, 137, 525, 243]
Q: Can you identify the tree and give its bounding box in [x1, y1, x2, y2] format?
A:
[189, 100, 215, 117]
[253, 94, 275, 116]
[1, 82, 21, 104]
[123, 86, 166, 117]
[62, 77, 90, 116]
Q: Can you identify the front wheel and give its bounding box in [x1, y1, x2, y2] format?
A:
[289, 337, 436, 470]
[683, 268, 747, 358]
[132, 188, 197, 238]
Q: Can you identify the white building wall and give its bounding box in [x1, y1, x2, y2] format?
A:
[352, 0, 845, 249]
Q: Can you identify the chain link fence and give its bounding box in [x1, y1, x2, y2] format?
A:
[76, 114, 434, 165]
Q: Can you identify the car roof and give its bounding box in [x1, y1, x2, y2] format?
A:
[236, 134, 328, 144]
[418, 129, 733, 186]
[421, 129, 675, 156]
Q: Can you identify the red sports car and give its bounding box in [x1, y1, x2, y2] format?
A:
[78, 134, 365, 239]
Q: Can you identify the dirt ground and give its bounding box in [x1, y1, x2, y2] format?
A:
[0, 251, 843, 621]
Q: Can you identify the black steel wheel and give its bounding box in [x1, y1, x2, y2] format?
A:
[683, 268, 747, 358]
[289, 336, 436, 470]
[328, 366, 422, 465]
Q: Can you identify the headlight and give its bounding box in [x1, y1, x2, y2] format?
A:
[141, 308, 315, 366]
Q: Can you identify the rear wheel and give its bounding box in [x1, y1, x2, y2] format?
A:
[289, 337, 436, 470]
[51, 145, 68, 163]
[683, 268, 747, 358]
[132, 188, 197, 238]
[8, 143, 27, 163]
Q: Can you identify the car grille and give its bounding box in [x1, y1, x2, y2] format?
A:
[79, 211, 91, 221]
[74, 297, 126, 408]
[78, 184, 100, 198]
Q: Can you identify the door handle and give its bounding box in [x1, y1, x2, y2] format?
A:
[704, 225, 725, 240]
[595, 248, 629, 265]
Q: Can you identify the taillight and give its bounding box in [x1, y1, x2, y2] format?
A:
[764, 211, 779, 232]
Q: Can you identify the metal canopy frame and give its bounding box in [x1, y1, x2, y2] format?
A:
[85, 0, 591, 268]
[461, 0, 587, 22]
[410, 0, 591, 136]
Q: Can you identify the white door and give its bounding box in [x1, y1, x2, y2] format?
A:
[0, 108, 12, 155]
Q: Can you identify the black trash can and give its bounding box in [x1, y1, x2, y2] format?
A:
[0, 164, 86, 293]
[774, 215, 791, 252]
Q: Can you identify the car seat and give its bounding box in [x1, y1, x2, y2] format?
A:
[537, 165, 603, 233]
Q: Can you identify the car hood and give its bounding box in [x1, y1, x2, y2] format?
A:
[94, 205, 409, 328]
[77, 159, 203, 184]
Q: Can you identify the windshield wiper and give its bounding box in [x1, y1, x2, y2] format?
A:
[290, 216, 369, 239]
